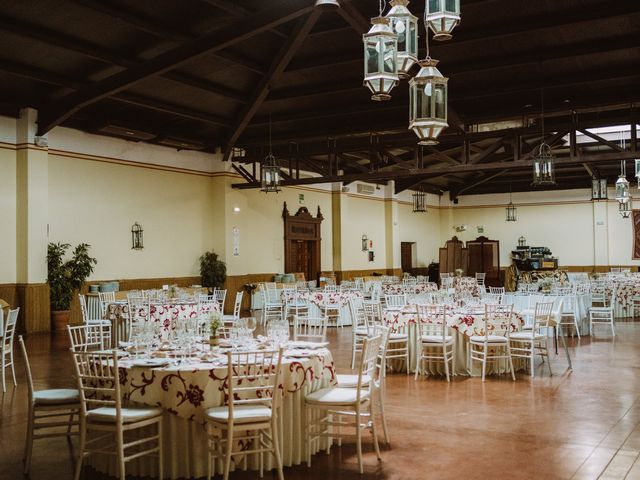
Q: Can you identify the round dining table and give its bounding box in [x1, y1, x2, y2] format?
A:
[383, 305, 525, 376]
[88, 345, 336, 479]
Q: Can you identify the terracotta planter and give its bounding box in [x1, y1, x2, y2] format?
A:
[51, 310, 71, 332]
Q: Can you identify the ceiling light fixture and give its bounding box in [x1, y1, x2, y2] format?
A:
[261, 115, 281, 193]
[363, 1, 399, 101]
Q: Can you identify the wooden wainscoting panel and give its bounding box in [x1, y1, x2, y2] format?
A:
[0, 284, 18, 309]
[15, 283, 50, 334]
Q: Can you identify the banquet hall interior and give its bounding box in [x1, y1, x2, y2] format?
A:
[2, 0, 640, 479]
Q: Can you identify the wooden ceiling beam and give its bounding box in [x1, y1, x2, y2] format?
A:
[450, 169, 511, 199]
[231, 149, 640, 189]
[577, 129, 625, 152]
[36, 0, 317, 136]
[222, 9, 323, 161]
[200, 0, 290, 39]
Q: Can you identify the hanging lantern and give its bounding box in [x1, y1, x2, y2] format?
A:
[384, 0, 418, 78]
[412, 187, 427, 212]
[505, 186, 516, 221]
[131, 222, 144, 250]
[532, 143, 555, 185]
[409, 58, 448, 145]
[615, 160, 630, 203]
[619, 195, 633, 218]
[518, 236, 527, 247]
[261, 152, 281, 193]
[425, 0, 461, 41]
[591, 178, 608, 201]
[363, 17, 399, 101]
[635, 159, 640, 188]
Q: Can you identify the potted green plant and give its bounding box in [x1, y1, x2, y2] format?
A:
[199, 251, 226, 293]
[47, 242, 97, 331]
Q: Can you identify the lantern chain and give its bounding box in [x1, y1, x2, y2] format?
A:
[423, 0, 430, 59]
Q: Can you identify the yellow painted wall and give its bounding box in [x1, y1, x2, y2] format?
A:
[47, 153, 219, 280]
[397, 200, 442, 267]
[340, 194, 387, 271]
[0, 146, 16, 282]
[224, 181, 333, 276]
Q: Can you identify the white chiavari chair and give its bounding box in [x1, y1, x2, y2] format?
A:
[222, 291, 243, 325]
[72, 351, 163, 480]
[324, 285, 338, 293]
[475, 272, 486, 288]
[349, 297, 369, 369]
[305, 335, 383, 474]
[384, 307, 410, 374]
[282, 287, 302, 323]
[336, 325, 391, 446]
[79, 294, 112, 349]
[558, 294, 580, 339]
[415, 304, 455, 381]
[364, 300, 382, 329]
[261, 286, 283, 326]
[469, 303, 515, 382]
[205, 349, 284, 480]
[97, 291, 116, 318]
[67, 324, 104, 352]
[319, 292, 341, 329]
[19, 336, 80, 475]
[213, 288, 227, 312]
[293, 315, 328, 342]
[126, 295, 150, 343]
[488, 286, 505, 295]
[483, 293, 503, 304]
[384, 293, 406, 311]
[590, 286, 616, 336]
[2, 307, 19, 392]
[510, 302, 554, 377]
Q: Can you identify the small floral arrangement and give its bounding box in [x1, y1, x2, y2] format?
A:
[539, 278, 553, 292]
[169, 285, 178, 298]
[209, 311, 222, 335]
[455, 268, 463, 277]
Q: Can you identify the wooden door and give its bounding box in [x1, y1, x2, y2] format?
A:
[401, 242, 413, 274]
[283, 203, 323, 283]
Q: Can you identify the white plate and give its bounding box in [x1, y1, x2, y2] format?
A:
[131, 358, 170, 368]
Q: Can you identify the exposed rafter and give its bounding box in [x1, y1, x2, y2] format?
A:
[222, 8, 324, 161]
[36, 0, 317, 135]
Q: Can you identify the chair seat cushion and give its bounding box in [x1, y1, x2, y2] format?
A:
[354, 327, 369, 335]
[86, 319, 111, 326]
[510, 332, 546, 340]
[33, 388, 80, 406]
[389, 333, 408, 340]
[205, 404, 272, 424]
[420, 335, 453, 344]
[87, 406, 164, 423]
[470, 335, 508, 343]
[305, 387, 367, 406]
[335, 374, 371, 389]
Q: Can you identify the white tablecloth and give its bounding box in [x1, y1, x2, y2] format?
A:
[383, 307, 525, 376]
[503, 293, 591, 335]
[90, 349, 336, 479]
[252, 289, 360, 326]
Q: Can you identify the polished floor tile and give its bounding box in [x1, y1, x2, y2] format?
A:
[3, 321, 640, 479]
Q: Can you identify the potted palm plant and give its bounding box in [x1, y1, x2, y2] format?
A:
[199, 251, 227, 293]
[47, 242, 97, 331]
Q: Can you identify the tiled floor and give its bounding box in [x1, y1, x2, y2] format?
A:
[2, 322, 640, 479]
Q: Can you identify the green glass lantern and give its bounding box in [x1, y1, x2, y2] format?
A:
[363, 17, 399, 101]
[385, 0, 418, 78]
[409, 58, 448, 145]
[426, 0, 461, 41]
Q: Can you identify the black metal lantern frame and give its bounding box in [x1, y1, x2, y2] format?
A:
[412, 188, 427, 212]
[619, 195, 633, 218]
[506, 185, 517, 221]
[532, 143, 556, 186]
[261, 152, 281, 193]
[591, 177, 608, 201]
[363, 16, 399, 101]
[131, 222, 144, 250]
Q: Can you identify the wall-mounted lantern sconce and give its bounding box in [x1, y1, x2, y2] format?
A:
[131, 222, 144, 250]
[362, 234, 369, 251]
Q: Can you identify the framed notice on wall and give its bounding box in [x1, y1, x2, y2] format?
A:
[232, 226, 240, 256]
